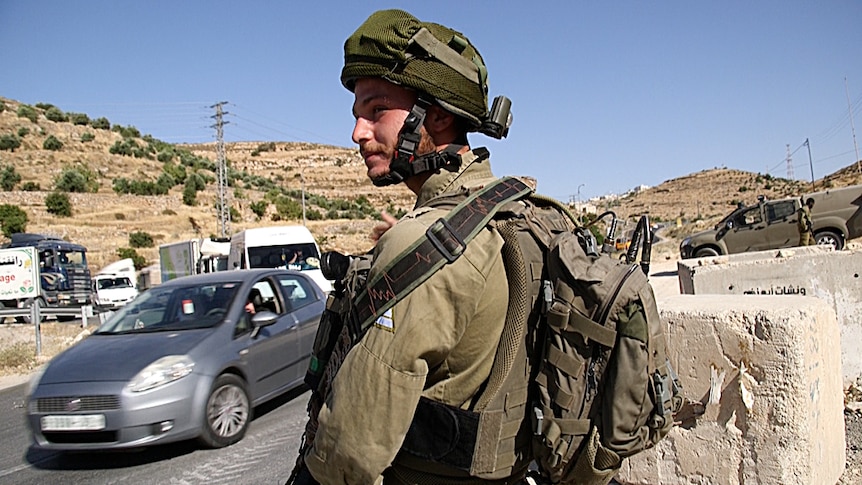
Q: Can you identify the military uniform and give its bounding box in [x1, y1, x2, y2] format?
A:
[305, 150, 523, 484]
[797, 204, 813, 246]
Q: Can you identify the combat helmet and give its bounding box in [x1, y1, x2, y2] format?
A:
[342, 9, 512, 186]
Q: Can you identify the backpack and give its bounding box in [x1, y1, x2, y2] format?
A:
[289, 176, 683, 485]
[509, 195, 684, 484]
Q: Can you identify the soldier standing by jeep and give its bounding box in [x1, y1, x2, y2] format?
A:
[797, 197, 815, 246]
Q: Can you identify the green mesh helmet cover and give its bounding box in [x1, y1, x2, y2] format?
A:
[342, 9, 489, 128]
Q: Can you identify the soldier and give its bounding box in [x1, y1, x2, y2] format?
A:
[797, 197, 815, 246]
[301, 9, 525, 485]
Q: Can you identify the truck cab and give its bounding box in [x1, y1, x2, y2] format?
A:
[92, 258, 138, 310]
[228, 225, 333, 292]
[6, 233, 92, 308]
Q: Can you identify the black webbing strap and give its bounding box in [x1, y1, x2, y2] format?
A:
[348, 176, 533, 340]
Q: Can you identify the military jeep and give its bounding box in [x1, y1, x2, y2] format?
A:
[680, 184, 862, 259]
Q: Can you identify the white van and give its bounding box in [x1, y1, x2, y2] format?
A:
[228, 225, 333, 292]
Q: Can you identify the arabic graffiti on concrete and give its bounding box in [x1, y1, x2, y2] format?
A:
[743, 285, 807, 296]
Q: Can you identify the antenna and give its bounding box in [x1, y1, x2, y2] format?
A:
[846, 77, 861, 174]
[211, 102, 231, 238]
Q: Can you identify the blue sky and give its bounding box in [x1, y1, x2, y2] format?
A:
[2, 1, 860, 202]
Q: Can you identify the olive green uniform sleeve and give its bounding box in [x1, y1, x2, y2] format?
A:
[305, 209, 508, 484]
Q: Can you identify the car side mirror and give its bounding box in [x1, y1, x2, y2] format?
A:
[716, 220, 733, 241]
[250, 310, 279, 338]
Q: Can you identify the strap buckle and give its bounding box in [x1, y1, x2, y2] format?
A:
[426, 218, 466, 263]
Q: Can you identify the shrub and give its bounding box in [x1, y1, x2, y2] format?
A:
[274, 195, 302, 220]
[182, 183, 197, 206]
[80, 132, 95, 142]
[114, 213, 126, 220]
[44, 107, 68, 122]
[17, 127, 29, 137]
[45, 192, 72, 217]
[55, 167, 97, 192]
[0, 343, 36, 370]
[0, 134, 21, 152]
[43, 135, 63, 151]
[21, 181, 40, 191]
[0, 204, 28, 237]
[69, 112, 90, 125]
[90, 117, 110, 130]
[156, 172, 176, 192]
[0, 165, 21, 191]
[0, 101, 5, 113]
[111, 177, 167, 196]
[117, 247, 147, 270]
[109, 138, 144, 157]
[157, 150, 174, 163]
[17, 105, 38, 123]
[250, 200, 268, 219]
[129, 231, 154, 248]
[162, 161, 186, 182]
[112, 125, 141, 138]
[307, 208, 323, 221]
[162, 208, 177, 216]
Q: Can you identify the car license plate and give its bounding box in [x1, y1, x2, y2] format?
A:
[41, 414, 106, 431]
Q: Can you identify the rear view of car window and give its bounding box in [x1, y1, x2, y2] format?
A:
[276, 275, 317, 309]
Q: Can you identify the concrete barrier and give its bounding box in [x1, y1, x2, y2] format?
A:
[677, 247, 862, 384]
[616, 295, 845, 485]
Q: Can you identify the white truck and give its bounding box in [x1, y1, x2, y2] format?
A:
[228, 225, 333, 292]
[159, 237, 230, 282]
[92, 258, 138, 310]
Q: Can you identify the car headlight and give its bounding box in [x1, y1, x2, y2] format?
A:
[128, 355, 195, 393]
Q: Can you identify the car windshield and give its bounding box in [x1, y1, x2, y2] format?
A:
[97, 277, 133, 290]
[95, 281, 241, 334]
[248, 243, 320, 271]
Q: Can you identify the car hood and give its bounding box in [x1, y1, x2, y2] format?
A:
[40, 330, 211, 384]
[686, 227, 720, 244]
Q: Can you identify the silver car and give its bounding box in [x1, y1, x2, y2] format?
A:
[26, 268, 324, 450]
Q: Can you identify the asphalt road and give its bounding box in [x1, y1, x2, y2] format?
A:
[0, 382, 311, 484]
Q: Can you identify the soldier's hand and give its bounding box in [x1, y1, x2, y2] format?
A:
[371, 210, 398, 242]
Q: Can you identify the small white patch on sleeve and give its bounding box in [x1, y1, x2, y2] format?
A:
[374, 309, 394, 332]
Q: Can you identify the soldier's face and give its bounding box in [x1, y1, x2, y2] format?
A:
[351, 78, 420, 183]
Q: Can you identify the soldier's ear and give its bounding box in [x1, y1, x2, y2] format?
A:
[425, 105, 455, 134]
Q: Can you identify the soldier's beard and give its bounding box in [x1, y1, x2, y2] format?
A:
[369, 130, 438, 184]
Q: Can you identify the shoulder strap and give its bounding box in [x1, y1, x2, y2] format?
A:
[347, 176, 533, 339]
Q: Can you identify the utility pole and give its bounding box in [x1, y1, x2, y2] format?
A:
[211, 102, 230, 238]
[296, 172, 307, 226]
[785, 144, 794, 180]
[846, 77, 861, 174]
[805, 138, 815, 190]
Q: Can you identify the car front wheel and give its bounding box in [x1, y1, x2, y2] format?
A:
[198, 374, 251, 448]
[815, 230, 844, 250]
[694, 247, 720, 258]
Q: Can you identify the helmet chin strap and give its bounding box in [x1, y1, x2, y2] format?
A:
[371, 96, 464, 187]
